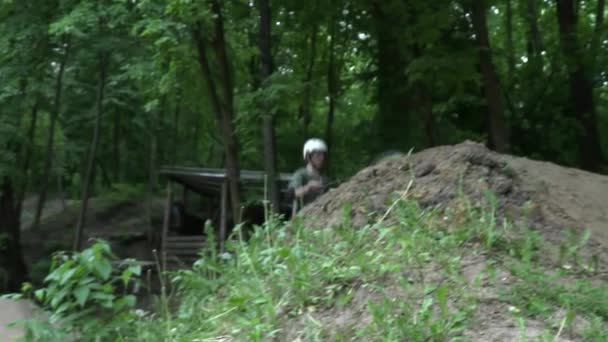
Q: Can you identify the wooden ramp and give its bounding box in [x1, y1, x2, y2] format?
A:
[164, 235, 207, 269]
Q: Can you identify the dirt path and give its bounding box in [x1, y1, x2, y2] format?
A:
[0, 299, 38, 341]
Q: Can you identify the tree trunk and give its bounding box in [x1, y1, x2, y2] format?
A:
[211, 0, 242, 224]
[257, 0, 280, 213]
[33, 37, 70, 230]
[74, 53, 108, 251]
[470, 0, 509, 152]
[16, 101, 40, 216]
[325, 9, 337, 172]
[149, 96, 165, 191]
[526, 0, 544, 57]
[372, 2, 410, 151]
[410, 44, 438, 148]
[556, 0, 604, 171]
[0, 178, 28, 292]
[149, 124, 157, 191]
[591, 0, 606, 65]
[158, 96, 167, 169]
[595, 0, 605, 37]
[192, 0, 242, 224]
[191, 116, 200, 161]
[112, 112, 121, 182]
[506, 0, 515, 84]
[299, 22, 318, 139]
[172, 90, 181, 165]
[96, 158, 111, 187]
[419, 85, 438, 147]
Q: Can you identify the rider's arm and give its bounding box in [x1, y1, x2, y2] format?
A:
[287, 170, 306, 200]
[294, 183, 312, 198]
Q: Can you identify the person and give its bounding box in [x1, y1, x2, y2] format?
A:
[288, 138, 330, 216]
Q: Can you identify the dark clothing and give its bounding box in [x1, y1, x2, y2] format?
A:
[287, 167, 329, 213]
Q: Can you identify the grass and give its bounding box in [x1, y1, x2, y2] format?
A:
[13, 191, 608, 341]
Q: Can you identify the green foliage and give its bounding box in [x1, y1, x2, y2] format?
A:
[4, 240, 142, 341]
[2, 0, 607, 207]
[126, 202, 482, 341]
[2, 0, 608, 192]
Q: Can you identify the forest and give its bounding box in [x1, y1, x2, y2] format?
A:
[1, 0, 608, 331]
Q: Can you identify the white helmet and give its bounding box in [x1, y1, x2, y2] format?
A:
[303, 138, 328, 161]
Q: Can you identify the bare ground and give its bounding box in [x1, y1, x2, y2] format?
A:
[20, 197, 165, 269]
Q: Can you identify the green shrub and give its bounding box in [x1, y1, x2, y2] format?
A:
[5, 240, 142, 341]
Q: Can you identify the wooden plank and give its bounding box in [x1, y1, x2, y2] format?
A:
[165, 256, 197, 267]
[166, 255, 199, 262]
[161, 182, 173, 272]
[166, 245, 204, 250]
[166, 249, 203, 255]
[166, 254, 200, 260]
[166, 242, 207, 249]
[160, 166, 292, 182]
[166, 235, 206, 242]
[165, 249, 202, 256]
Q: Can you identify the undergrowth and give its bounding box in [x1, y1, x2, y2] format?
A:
[7, 191, 607, 341]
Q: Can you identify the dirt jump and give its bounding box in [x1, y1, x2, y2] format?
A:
[289, 141, 608, 340]
[300, 141, 608, 267]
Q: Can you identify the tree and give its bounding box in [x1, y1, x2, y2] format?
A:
[525, 0, 544, 57]
[257, 0, 280, 213]
[505, 0, 515, 85]
[371, 1, 411, 151]
[192, 0, 242, 224]
[74, 51, 108, 251]
[556, 0, 604, 171]
[469, 0, 509, 152]
[0, 178, 28, 291]
[299, 3, 319, 139]
[325, 4, 338, 166]
[32, 35, 70, 230]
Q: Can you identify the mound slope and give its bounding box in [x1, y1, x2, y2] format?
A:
[299, 141, 608, 268]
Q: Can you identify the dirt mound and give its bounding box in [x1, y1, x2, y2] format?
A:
[299, 141, 608, 265]
[283, 141, 608, 340]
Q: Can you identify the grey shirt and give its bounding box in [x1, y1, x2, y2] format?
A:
[288, 167, 329, 212]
